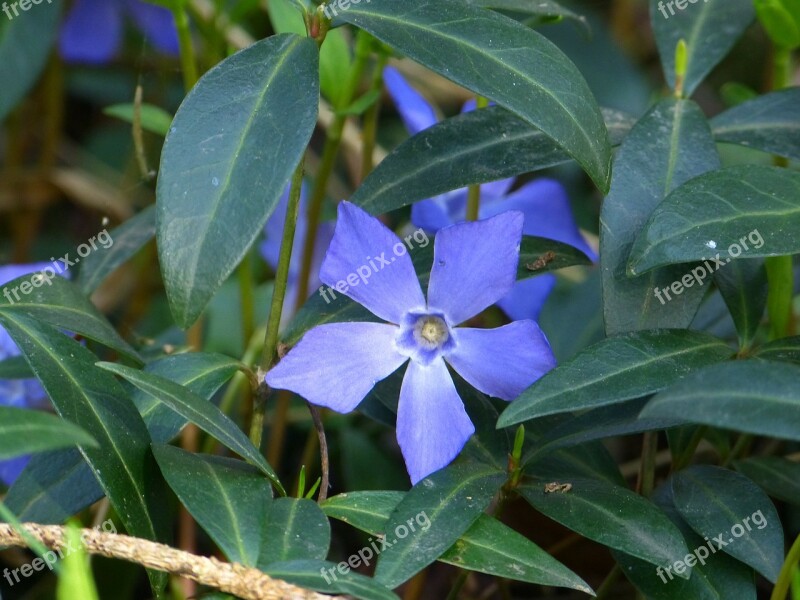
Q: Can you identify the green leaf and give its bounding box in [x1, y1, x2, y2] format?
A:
[259, 498, 331, 567]
[753, 336, 800, 364]
[262, 560, 399, 600]
[600, 98, 721, 335]
[498, 330, 732, 426]
[56, 522, 100, 600]
[0, 355, 32, 379]
[153, 445, 271, 566]
[336, 0, 612, 191]
[629, 166, 800, 274]
[323, 491, 405, 535]
[0, 274, 141, 363]
[671, 465, 784, 582]
[374, 462, 505, 588]
[712, 87, 800, 162]
[755, 0, 800, 48]
[0, 315, 169, 593]
[97, 362, 284, 494]
[103, 104, 173, 137]
[352, 105, 631, 215]
[0, 406, 97, 460]
[733, 457, 800, 506]
[520, 476, 690, 571]
[266, 0, 305, 34]
[319, 29, 352, 108]
[641, 360, 800, 442]
[714, 259, 768, 349]
[0, 0, 60, 122]
[466, 0, 589, 34]
[77, 207, 156, 295]
[649, 0, 754, 96]
[156, 33, 319, 327]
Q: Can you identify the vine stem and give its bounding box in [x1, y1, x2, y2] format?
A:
[465, 96, 489, 221]
[173, 4, 199, 91]
[772, 532, 800, 600]
[250, 159, 305, 448]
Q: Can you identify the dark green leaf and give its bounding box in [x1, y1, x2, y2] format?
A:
[337, 0, 612, 191]
[640, 360, 800, 441]
[649, 0, 754, 96]
[0, 315, 169, 592]
[259, 498, 331, 567]
[498, 330, 732, 426]
[733, 457, 800, 506]
[712, 87, 800, 162]
[467, 0, 589, 34]
[714, 259, 768, 349]
[351, 106, 632, 215]
[526, 441, 626, 487]
[519, 477, 689, 571]
[156, 34, 319, 327]
[103, 104, 173, 137]
[0, 406, 97, 459]
[262, 560, 399, 600]
[374, 462, 505, 588]
[671, 465, 783, 582]
[629, 166, 800, 274]
[323, 491, 404, 535]
[0, 275, 141, 362]
[0, 0, 60, 121]
[153, 445, 270, 566]
[753, 336, 800, 364]
[77, 207, 156, 294]
[97, 362, 284, 494]
[600, 99, 721, 334]
[0, 355, 32, 379]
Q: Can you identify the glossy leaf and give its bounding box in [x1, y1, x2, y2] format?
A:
[640, 360, 800, 441]
[733, 457, 800, 506]
[351, 106, 632, 215]
[262, 560, 399, 600]
[600, 99, 720, 335]
[0, 315, 169, 592]
[498, 330, 732, 426]
[0, 274, 141, 362]
[714, 259, 768, 348]
[259, 498, 331, 567]
[156, 34, 319, 327]
[97, 362, 284, 494]
[322, 491, 404, 535]
[753, 336, 800, 364]
[649, 0, 754, 96]
[0, 406, 96, 459]
[467, 0, 589, 33]
[519, 477, 689, 571]
[103, 104, 173, 137]
[671, 465, 783, 582]
[0, 355, 32, 379]
[77, 206, 156, 295]
[711, 87, 800, 162]
[374, 462, 505, 588]
[337, 0, 612, 191]
[629, 166, 800, 274]
[153, 445, 270, 566]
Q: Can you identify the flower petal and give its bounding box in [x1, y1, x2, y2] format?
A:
[266, 322, 407, 413]
[482, 178, 597, 261]
[410, 190, 462, 232]
[396, 358, 474, 484]
[447, 321, 556, 401]
[383, 66, 438, 135]
[321, 202, 425, 323]
[427, 211, 524, 325]
[125, 0, 180, 55]
[497, 274, 557, 322]
[59, 0, 123, 64]
[0, 455, 29, 487]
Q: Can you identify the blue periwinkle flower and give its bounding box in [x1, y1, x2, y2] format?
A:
[60, 0, 179, 64]
[384, 66, 598, 321]
[266, 202, 556, 483]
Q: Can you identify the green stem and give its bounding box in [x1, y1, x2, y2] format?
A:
[465, 96, 489, 221]
[173, 4, 199, 91]
[250, 159, 305, 447]
[638, 431, 658, 497]
[772, 532, 800, 600]
[360, 52, 390, 181]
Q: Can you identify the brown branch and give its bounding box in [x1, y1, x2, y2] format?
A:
[0, 523, 346, 600]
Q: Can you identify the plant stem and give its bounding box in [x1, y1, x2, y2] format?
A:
[465, 96, 489, 221]
[360, 52, 389, 181]
[173, 4, 199, 91]
[238, 252, 256, 348]
[250, 159, 305, 448]
[637, 431, 658, 497]
[773, 532, 800, 600]
[308, 404, 329, 502]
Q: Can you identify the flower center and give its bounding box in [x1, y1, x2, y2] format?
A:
[418, 316, 449, 346]
[395, 311, 455, 366]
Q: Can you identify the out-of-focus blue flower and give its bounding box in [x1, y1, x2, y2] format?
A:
[383, 66, 597, 321]
[59, 0, 179, 64]
[0, 264, 53, 487]
[267, 202, 555, 483]
[260, 182, 335, 327]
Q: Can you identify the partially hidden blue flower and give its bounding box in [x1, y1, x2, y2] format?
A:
[384, 66, 598, 321]
[266, 202, 556, 484]
[60, 0, 179, 64]
[0, 264, 53, 487]
[260, 182, 335, 327]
